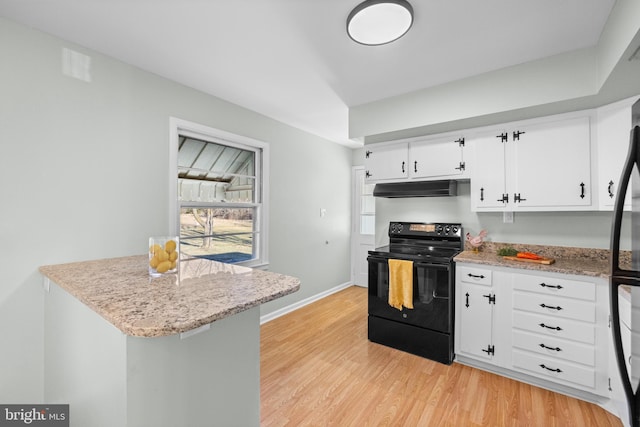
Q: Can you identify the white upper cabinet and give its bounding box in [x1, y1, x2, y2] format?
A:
[364, 142, 408, 182]
[471, 114, 593, 211]
[470, 132, 508, 209]
[409, 135, 467, 180]
[512, 116, 592, 209]
[596, 97, 637, 211]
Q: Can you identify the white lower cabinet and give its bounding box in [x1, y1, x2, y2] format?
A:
[457, 266, 496, 362]
[455, 263, 611, 402]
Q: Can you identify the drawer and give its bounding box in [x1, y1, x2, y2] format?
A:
[458, 266, 492, 286]
[512, 273, 595, 301]
[512, 311, 595, 345]
[512, 349, 596, 389]
[512, 330, 594, 366]
[513, 292, 595, 323]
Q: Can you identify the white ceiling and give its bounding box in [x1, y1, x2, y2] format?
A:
[0, 0, 616, 147]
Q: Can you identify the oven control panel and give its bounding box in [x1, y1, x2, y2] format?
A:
[389, 222, 462, 237]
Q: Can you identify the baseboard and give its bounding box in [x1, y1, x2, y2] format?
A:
[260, 281, 353, 324]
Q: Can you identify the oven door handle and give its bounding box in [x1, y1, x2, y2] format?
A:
[367, 255, 390, 263]
[413, 262, 451, 271]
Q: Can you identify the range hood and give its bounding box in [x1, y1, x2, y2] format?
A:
[373, 180, 458, 198]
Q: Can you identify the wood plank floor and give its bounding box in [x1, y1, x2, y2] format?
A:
[260, 286, 623, 426]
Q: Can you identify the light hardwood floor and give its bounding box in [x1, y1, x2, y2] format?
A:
[260, 286, 623, 426]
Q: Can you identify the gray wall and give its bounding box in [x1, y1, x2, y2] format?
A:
[0, 17, 352, 402]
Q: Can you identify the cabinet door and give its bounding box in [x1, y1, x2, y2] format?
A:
[470, 133, 507, 210]
[512, 116, 592, 208]
[409, 136, 464, 179]
[364, 143, 408, 182]
[459, 282, 494, 361]
[597, 102, 633, 210]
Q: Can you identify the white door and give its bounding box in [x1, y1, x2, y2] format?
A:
[352, 167, 375, 287]
[459, 282, 494, 361]
[512, 116, 592, 208]
[470, 132, 508, 210]
[409, 136, 464, 179]
[364, 143, 408, 181]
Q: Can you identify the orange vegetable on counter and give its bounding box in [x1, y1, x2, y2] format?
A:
[516, 252, 542, 260]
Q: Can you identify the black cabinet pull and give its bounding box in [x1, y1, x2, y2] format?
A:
[579, 182, 585, 199]
[539, 283, 563, 290]
[480, 188, 484, 201]
[539, 343, 562, 352]
[539, 364, 562, 373]
[497, 193, 509, 203]
[513, 130, 526, 140]
[514, 193, 526, 203]
[467, 273, 485, 279]
[496, 132, 508, 142]
[365, 171, 371, 178]
[402, 161, 405, 173]
[540, 303, 563, 311]
[465, 292, 469, 308]
[365, 150, 372, 158]
[414, 160, 418, 173]
[608, 180, 614, 198]
[539, 323, 562, 331]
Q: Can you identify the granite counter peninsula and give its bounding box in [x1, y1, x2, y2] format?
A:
[40, 255, 300, 427]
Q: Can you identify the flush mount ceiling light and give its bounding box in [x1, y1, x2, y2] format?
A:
[347, 0, 414, 46]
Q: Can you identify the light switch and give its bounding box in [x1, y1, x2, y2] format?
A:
[503, 211, 514, 224]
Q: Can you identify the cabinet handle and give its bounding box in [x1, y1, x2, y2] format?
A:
[365, 170, 371, 178]
[513, 130, 525, 141]
[514, 193, 526, 203]
[467, 273, 485, 279]
[539, 364, 562, 373]
[480, 187, 484, 202]
[402, 161, 405, 173]
[579, 182, 585, 199]
[539, 283, 563, 290]
[539, 343, 562, 352]
[539, 323, 562, 331]
[365, 150, 372, 159]
[414, 160, 418, 173]
[465, 292, 469, 308]
[608, 180, 614, 198]
[496, 132, 508, 142]
[497, 193, 509, 203]
[540, 303, 563, 311]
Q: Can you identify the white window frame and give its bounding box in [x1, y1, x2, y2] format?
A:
[169, 117, 270, 268]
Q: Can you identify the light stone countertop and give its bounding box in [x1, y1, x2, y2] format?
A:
[39, 255, 300, 337]
[454, 242, 629, 279]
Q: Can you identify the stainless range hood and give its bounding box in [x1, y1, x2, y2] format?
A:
[373, 180, 458, 198]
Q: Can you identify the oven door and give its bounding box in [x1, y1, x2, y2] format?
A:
[368, 255, 453, 333]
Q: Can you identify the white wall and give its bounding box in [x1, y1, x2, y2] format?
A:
[0, 17, 352, 402]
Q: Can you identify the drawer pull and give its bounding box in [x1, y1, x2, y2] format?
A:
[539, 364, 562, 373]
[539, 323, 562, 331]
[539, 283, 563, 290]
[540, 303, 563, 311]
[539, 343, 562, 352]
[467, 273, 485, 279]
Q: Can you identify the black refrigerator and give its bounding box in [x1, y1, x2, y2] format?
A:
[611, 97, 640, 427]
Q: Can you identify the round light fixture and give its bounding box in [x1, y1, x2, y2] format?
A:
[347, 0, 414, 46]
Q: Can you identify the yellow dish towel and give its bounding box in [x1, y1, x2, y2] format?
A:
[388, 259, 414, 311]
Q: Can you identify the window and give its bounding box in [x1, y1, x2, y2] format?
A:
[170, 118, 269, 267]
